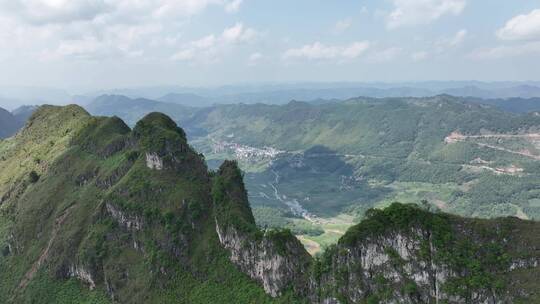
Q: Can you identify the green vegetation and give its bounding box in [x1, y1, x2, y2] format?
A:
[1, 105, 539, 303]
[336, 203, 534, 301]
[253, 207, 324, 236]
[0, 106, 299, 303]
[176, 96, 540, 252]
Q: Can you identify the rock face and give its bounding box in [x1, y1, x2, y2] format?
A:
[216, 222, 309, 297]
[145, 152, 163, 170]
[105, 203, 143, 231]
[2, 107, 540, 304]
[213, 188, 540, 303]
[68, 264, 97, 290]
[314, 229, 451, 304]
[213, 160, 311, 297]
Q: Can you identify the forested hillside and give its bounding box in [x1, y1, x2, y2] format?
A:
[0, 106, 539, 303]
[84, 95, 540, 251]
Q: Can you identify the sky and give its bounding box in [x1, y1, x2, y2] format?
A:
[1, 0, 540, 90]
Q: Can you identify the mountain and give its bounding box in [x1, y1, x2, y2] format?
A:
[157, 93, 214, 107]
[439, 85, 540, 101]
[77, 95, 540, 251]
[0, 107, 23, 138]
[0, 105, 538, 303]
[182, 95, 540, 216]
[85, 95, 196, 127]
[469, 97, 540, 113]
[83, 82, 540, 108]
[0, 86, 71, 110]
[11, 105, 39, 122]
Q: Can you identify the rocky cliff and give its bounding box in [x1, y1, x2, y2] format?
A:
[211, 160, 540, 303]
[0, 106, 539, 303]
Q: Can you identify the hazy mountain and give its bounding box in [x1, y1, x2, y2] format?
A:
[83, 82, 540, 107]
[469, 97, 540, 113]
[11, 105, 38, 122]
[0, 86, 71, 108]
[0, 106, 23, 138]
[157, 92, 213, 107]
[3, 82, 540, 110]
[85, 94, 196, 126]
[0, 105, 538, 303]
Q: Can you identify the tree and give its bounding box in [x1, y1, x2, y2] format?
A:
[29, 170, 40, 183]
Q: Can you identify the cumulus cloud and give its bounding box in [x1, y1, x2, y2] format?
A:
[386, 0, 466, 29]
[222, 22, 257, 43]
[435, 29, 467, 50]
[496, 9, 540, 41]
[0, 0, 111, 25]
[170, 49, 196, 61]
[0, 0, 246, 61]
[283, 41, 370, 60]
[225, 0, 242, 13]
[171, 23, 258, 62]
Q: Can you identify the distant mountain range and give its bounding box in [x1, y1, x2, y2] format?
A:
[3, 82, 540, 109]
[0, 105, 37, 138]
[101, 84, 540, 107]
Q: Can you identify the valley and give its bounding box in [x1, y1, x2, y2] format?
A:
[0, 105, 539, 303]
[3, 1, 540, 302]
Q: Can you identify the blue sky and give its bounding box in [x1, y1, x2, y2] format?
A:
[1, 0, 540, 89]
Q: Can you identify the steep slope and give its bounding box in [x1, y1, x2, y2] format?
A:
[187, 96, 540, 219]
[0, 106, 539, 303]
[86, 95, 540, 249]
[189, 96, 540, 157]
[213, 164, 540, 303]
[0, 105, 297, 303]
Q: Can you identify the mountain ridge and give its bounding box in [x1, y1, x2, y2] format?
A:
[0, 105, 539, 303]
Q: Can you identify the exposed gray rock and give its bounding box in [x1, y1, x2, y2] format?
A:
[145, 152, 163, 170]
[216, 221, 309, 297]
[69, 264, 97, 290]
[105, 203, 143, 230]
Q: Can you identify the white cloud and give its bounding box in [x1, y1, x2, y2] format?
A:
[0, 0, 111, 25]
[367, 47, 402, 63]
[283, 41, 370, 60]
[448, 29, 467, 46]
[436, 29, 467, 49]
[334, 18, 352, 33]
[171, 23, 258, 62]
[0, 0, 245, 61]
[496, 9, 540, 41]
[171, 49, 195, 61]
[469, 42, 540, 60]
[192, 35, 217, 49]
[0, 0, 231, 25]
[222, 22, 257, 43]
[411, 51, 428, 61]
[225, 0, 242, 13]
[386, 0, 466, 29]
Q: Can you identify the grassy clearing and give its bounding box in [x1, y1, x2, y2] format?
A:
[296, 214, 355, 255]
